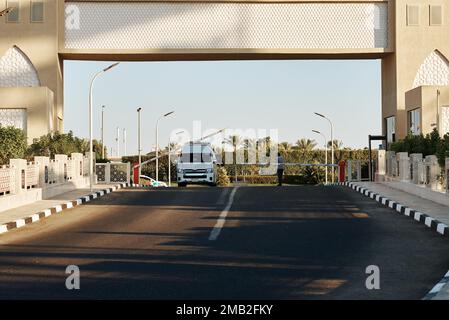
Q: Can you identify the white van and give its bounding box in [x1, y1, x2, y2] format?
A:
[176, 142, 218, 187]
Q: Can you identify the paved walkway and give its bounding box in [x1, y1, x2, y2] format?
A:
[0, 184, 115, 226]
[355, 181, 449, 300]
[357, 182, 449, 227]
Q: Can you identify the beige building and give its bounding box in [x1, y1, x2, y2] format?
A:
[0, 0, 449, 144]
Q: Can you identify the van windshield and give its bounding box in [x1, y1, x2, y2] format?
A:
[180, 152, 212, 163]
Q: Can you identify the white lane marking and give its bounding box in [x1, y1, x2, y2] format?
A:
[216, 188, 231, 206]
[209, 187, 239, 241]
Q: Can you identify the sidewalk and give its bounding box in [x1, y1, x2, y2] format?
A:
[0, 184, 126, 232]
[356, 182, 449, 227]
[346, 181, 449, 300]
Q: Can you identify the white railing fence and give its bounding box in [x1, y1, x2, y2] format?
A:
[0, 154, 130, 198]
[380, 150, 449, 192]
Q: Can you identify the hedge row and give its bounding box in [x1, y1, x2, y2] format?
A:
[229, 175, 322, 185]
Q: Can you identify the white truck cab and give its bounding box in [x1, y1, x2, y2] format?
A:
[176, 142, 218, 187]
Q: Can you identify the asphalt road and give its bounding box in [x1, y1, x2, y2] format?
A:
[1, 185, 449, 299]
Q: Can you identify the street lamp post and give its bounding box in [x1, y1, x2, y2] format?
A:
[137, 108, 142, 181]
[88, 62, 119, 192]
[168, 130, 185, 187]
[116, 127, 120, 158]
[156, 111, 174, 182]
[314, 112, 334, 183]
[123, 128, 127, 156]
[101, 105, 105, 159]
[312, 130, 328, 185]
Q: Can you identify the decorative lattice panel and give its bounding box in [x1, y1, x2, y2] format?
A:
[0, 47, 40, 87]
[413, 50, 449, 88]
[0, 166, 13, 194]
[0, 109, 27, 131]
[96, 164, 106, 182]
[26, 163, 39, 188]
[110, 163, 128, 183]
[65, 2, 389, 50]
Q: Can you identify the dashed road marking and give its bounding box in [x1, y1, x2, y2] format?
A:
[209, 187, 239, 241]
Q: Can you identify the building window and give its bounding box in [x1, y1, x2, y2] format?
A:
[386, 116, 396, 143]
[408, 108, 421, 135]
[430, 5, 443, 26]
[407, 5, 420, 26]
[31, 1, 44, 23]
[6, 1, 20, 23]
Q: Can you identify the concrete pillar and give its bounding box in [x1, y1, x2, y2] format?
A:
[105, 163, 111, 184]
[9, 159, 27, 194]
[71, 153, 83, 179]
[425, 155, 439, 190]
[446, 157, 449, 193]
[377, 150, 386, 175]
[386, 151, 396, 177]
[356, 160, 362, 182]
[347, 160, 352, 182]
[396, 152, 410, 181]
[34, 156, 50, 187]
[410, 153, 423, 184]
[55, 154, 68, 183]
[126, 162, 131, 183]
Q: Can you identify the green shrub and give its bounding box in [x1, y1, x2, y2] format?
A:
[0, 126, 27, 165]
[217, 166, 230, 186]
[27, 131, 104, 159]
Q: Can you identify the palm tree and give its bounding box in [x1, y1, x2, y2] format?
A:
[278, 142, 293, 154]
[295, 138, 317, 163]
[328, 140, 343, 150]
[295, 139, 317, 152]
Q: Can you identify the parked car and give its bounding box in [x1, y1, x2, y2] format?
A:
[139, 175, 168, 188]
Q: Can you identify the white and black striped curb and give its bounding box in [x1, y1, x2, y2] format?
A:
[339, 181, 449, 300]
[423, 270, 449, 300]
[0, 182, 131, 235]
[339, 182, 449, 238]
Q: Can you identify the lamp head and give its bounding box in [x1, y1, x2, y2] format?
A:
[103, 62, 120, 72]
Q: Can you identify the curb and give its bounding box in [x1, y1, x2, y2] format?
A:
[423, 270, 449, 300]
[340, 182, 449, 237]
[0, 182, 131, 235]
[340, 181, 449, 299]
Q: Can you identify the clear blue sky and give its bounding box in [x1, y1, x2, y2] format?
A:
[64, 59, 381, 156]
